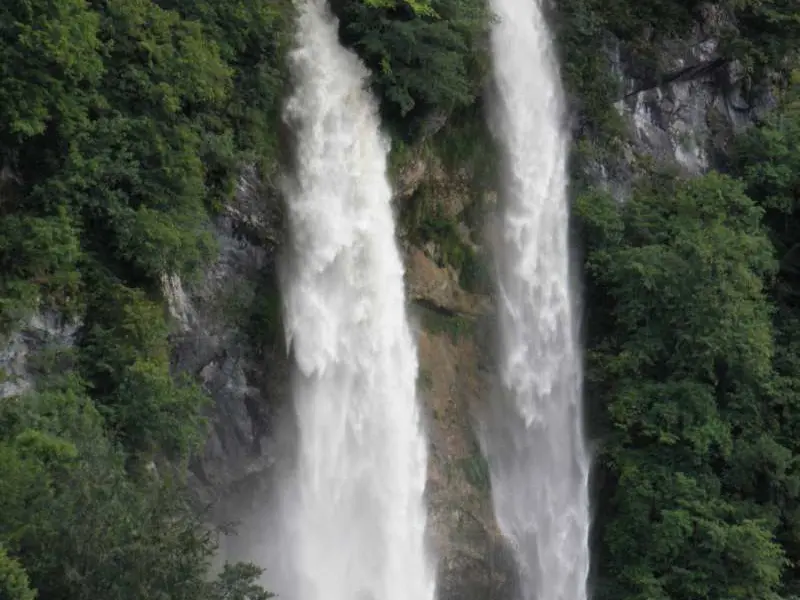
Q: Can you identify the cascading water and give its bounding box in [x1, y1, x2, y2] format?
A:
[480, 0, 591, 599]
[274, 2, 435, 600]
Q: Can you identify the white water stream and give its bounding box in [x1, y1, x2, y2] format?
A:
[273, 1, 435, 600]
[481, 0, 591, 598]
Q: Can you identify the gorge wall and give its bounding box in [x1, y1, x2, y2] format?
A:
[0, 33, 771, 600]
[1, 1, 795, 599]
[182, 16, 774, 600]
[178, 24, 771, 600]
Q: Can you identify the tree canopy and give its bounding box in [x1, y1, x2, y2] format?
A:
[0, 0, 288, 596]
[578, 75, 800, 600]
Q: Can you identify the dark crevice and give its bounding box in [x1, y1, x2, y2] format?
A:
[413, 298, 460, 318]
[624, 56, 729, 99]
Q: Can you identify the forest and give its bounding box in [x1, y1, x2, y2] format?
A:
[1, 0, 800, 599]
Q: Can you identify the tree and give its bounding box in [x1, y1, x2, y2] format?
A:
[209, 563, 276, 600]
[0, 547, 36, 600]
[331, 0, 489, 137]
[577, 172, 786, 600]
[79, 282, 208, 459]
[0, 0, 101, 146]
[0, 381, 271, 600]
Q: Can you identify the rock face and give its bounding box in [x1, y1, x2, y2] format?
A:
[397, 149, 514, 600]
[614, 25, 775, 180]
[414, 311, 514, 600]
[406, 248, 490, 316]
[0, 311, 79, 400]
[187, 146, 515, 600]
[170, 168, 290, 507]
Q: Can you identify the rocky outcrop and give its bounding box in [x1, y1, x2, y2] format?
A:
[396, 149, 513, 600]
[189, 147, 512, 600]
[614, 25, 775, 178]
[416, 321, 514, 600]
[406, 249, 490, 316]
[170, 168, 289, 507]
[0, 311, 79, 400]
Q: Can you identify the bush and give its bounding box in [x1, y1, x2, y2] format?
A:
[332, 0, 489, 138]
[0, 383, 271, 600]
[80, 282, 208, 459]
[576, 172, 783, 600]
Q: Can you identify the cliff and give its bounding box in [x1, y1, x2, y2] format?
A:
[0, 33, 771, 600]
[1, 1, 796, 598]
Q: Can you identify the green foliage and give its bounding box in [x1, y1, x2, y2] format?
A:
[0, 0, 295, 457]
[552, 0, 624, 139]
[458, 450, 490, 490]
[402, 182, 489, 293]
[209, 563, 275, 600]
[418, 306, 474, 341]
[585, 172, 775, 381]
[732, 76, 800, 267]
[0, 0, 294, 327]
[80, 281, 208, 459]
[156, 0, 292, 178]
[0, 0, 102, 142]
[0, 210, 82, 332]
[246, 287, 284, 352]
[721, 0, 800, 76]
[0, 0, 289, 593]
[723, 84, 800, 594]
[572, 47, 800, 600]
[43, 0, 230, 279]
[217, 272, 284, 354]
[0, 381, 272, 600]
[0, 546, 36, 600]
[332, 0, 489, 137]
[577, 171, 789, 600]
[428, 100, 500, 212]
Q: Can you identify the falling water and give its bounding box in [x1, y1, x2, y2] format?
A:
[274, 1, 434, 600]
[481, 0, 591, 599]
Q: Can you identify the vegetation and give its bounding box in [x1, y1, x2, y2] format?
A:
[0, 375, 271, 600]
[576, 73, 800, 600]
[219, 272, 285, 355]
[0, 0, 289, 596]
[458, 446, 491, 491]
[416, 304, 475, 342]
[2, 0, 800, 598]
[331, 0, 490, 139]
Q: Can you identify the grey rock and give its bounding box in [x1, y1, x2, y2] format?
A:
[172, 167, 290, 507]
[0, 310, 79, 399]
[607, 24, 775, 188]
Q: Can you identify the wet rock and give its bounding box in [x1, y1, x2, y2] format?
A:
[406, 249, 491, 317]
[417, 327, 514, 600]
[175, 169, 290, 507]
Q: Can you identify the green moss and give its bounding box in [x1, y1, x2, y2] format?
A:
[430, 101, 497, 179]
[419, 367, 434, 392]
[457, 451, 490, 491]
[246, 285, 284, 353]
[401, 181, 491, 293]
[419, 306, 475, 341]
[388, 137, 416, 180]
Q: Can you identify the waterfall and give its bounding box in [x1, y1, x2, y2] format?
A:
[273, 1, 435, 600]
[481, 0, 591, 598]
